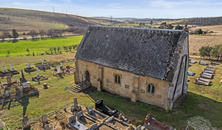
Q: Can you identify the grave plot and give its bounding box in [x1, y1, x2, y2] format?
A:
[64, 66, 75, 75]
[76, 111, 96, 128]
[200, 72, 213, 79]
[195, 78, 211, 86]
[67, 115, 89, 130]
[97, 123, 117, 130]
[22, 116, 31, 130]
[95, 99, 118, 116]
[86, 105, 108, 123]
[144, 114, 173, 130]
[36, 60, 50, 70]
[9, 63, 19, 75]
[53, 66, 65, 77]
[32, 70, 48, 82]
[0, 77, 23, 104]
[0, 65, 12, 77]
[106, 116, 132, 130]
[24, 61, 36, 72]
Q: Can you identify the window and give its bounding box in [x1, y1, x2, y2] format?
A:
[147, 84, 155, 94]
[114, 75, 121, 84]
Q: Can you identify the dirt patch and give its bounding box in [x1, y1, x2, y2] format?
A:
[198, 103, 215, 110]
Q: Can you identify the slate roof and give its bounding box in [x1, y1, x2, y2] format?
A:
[75, 25, 188, 81]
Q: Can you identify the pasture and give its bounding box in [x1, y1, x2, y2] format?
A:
[0, 36, 83, 57]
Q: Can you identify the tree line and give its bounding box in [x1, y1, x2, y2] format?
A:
[199, 45, 222, 60]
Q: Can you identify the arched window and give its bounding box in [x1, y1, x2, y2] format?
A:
[114, 75, 121, 84]
[147, 84, 155, 94]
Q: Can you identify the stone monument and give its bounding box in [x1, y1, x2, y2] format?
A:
[27, 61, 31, 69]
[57, 66, 61, 73]
[3, 66, 7, 73]
[11, 64, 15, 71]
[36, 70, 40, 79]
[41, 60, 44, 66]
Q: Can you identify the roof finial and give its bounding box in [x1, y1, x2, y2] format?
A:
[183, 23, 189, 32]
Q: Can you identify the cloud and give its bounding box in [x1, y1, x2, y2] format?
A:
[147, 0, 192, 8]
[107, 3, 124, 9]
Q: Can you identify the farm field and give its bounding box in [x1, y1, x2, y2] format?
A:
[0, 36, 222, 130]
[0, 36, 83, 57]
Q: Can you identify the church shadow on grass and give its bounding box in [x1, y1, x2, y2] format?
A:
[83, 87, 222, 129]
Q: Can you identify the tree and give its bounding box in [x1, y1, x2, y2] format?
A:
[175, 24, 183, 30]
[57, 46, 61, 53]
[69, 46, 72, 51]
[39, 30, 46, 38]
[7, 50, 10, 56]
[54, 47, 57, 53]
[197, 29, 203, 34]
[199, 46, 212, 59]
[49, 47, 53, 54]
[29, 30, 38, 39]
[26, 48, 30, 55]
[210, 48, 218, 60]
[1, 31, 10, 42]
[12, 29, 19, 40]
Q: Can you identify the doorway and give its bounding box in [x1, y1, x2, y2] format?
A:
[85, 71, 90, 81]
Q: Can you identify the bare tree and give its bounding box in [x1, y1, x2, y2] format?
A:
[29, 30, 38, 39]
[57, 46, 61, 53]
[39, 30, 46, 38]
[7, 50, 10, 56]
[54, 47, 57, 53]
[49, 47, 53, 54]
[69, 46, 72, 51]
[1, 31, 10, 42]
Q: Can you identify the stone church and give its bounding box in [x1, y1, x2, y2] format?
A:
[74, 25, 189, 110]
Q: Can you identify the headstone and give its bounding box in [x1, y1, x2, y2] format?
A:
[76, 111, 83, 121]
[74, 97, 78, 107]
[11, 63, 15, 71]
[87, 106, 94, 114]
[41, 60, 44, 65]
[27, 61, 31, 69]
[42, 114, 48, 123]
[4, 90, 10, 97]
[44, 124, 51, 130]
[43, 83, 48, 89]
[88, 123, 98, 130]
[7, 76, 12, 84]
[69, 115, 76, 123]
[36, 70, 40, 79]
[60, 62, 62, 66]
[57, 66, 61, 73]
[3, 66, 7, 73]
[23, 83, 28, 88]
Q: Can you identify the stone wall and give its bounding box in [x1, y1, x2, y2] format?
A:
[75, 59, 170, 109]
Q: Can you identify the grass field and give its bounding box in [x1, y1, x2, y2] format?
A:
[0, 36, 83, 57]
[0, 36, 222, 130]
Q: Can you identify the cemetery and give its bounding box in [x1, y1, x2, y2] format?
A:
[0, 64, 19, 77]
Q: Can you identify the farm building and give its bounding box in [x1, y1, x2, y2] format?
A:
[74, 25, 189, 110]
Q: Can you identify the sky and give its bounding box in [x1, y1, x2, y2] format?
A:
[0, 0, 222, 18]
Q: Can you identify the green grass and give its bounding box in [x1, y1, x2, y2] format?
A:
[0, 38, 222, 129]
[0, 36, 83, 56]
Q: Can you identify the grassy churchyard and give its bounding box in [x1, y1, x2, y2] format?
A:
[0, 36, 222, 130]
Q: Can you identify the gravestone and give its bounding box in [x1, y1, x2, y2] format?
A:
[7, 76, 11, 84]
[74, 97, 78, 107]
[76, 111, 83, 121]
[3, 66, 7, 73]
[41, 60, 44, 65]
[4, 90, 11, 98]
[44, 124, 51, 130]
[11, 63, 15, 71]
[57, 66, 61, 73]
[36, 70, 40, 79]
[60, 62, 62, 66]
[88, 123, 98, 130]
[23, 82, 28, 88]
[43, 83, 48, 89]
[42, 114, 48, 123]
[87, 106, 94, 115]
[27, 61, 31, 69]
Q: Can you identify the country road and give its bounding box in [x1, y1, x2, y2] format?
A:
[0, 34, 79, 41]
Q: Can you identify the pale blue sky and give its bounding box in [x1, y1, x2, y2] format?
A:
[0, 0, 222, 18]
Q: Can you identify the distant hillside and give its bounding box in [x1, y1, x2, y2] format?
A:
[0, 8, 113, 33]
[167, 17, 222, 26]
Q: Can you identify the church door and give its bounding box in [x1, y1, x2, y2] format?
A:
[85, 71, 90, 81]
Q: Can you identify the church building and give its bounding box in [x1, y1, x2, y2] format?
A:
[74, 25, 189, 110]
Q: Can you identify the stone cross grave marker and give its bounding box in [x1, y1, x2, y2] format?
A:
[11, 63, 15, 71]
[36, 70, 40, 79]
[57, 66, 61, 73]
[60, 62, 62, 66]
[3, 66, 7, 73]
[41, 60, 44, 65]
[27, 61, 31, 69]
[4, 90, 10, 97]
[42, 114, 48, 123]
